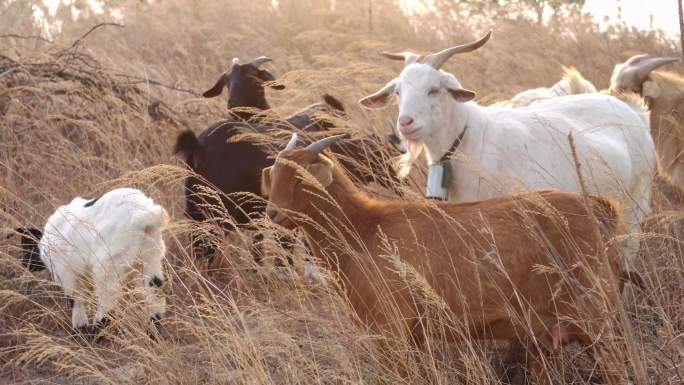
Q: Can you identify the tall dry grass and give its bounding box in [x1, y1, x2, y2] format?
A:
[0, 1, 682, 384]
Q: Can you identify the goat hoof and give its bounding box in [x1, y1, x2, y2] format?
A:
[89, 315, 111, 340]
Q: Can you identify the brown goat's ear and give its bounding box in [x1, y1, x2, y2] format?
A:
[203, 74, 229, 98]
[308, 161, 334, 188]
[261, 167, 272, 197]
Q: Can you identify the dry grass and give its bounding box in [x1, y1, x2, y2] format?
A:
[0, 1, 682, 384]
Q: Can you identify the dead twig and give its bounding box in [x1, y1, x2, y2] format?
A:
[114, 75, 200, 97]
[0, 34, 52, 43]
[69, 22, 125, 49]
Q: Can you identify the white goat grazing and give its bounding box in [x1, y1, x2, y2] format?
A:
[16, 187, 168, 334]
[359, 30, 656, 268]
[505, 66, 597, 107]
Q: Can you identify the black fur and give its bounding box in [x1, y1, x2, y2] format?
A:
[84, 196, 100, 207]
[203, 59, 285, 114]
[14, 227, 46, 272]
[175, 94, 402, 261]
[174, 130, 205, 169]
[149, 276, 163, 288]
[322, 93, 345, 112]
[90, 315, 111, 340]
[387, 133, 406, 153]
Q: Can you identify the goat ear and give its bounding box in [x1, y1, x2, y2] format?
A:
[260, 167, 272, 197]
[359, 79, 396, 109]
[203, 74, 229, 98]
[15, 227, 42, 239]
[15, 227, 45, 272]
[642, 80, 661, 99]
[258, 70, 285, 90]
[308, 161, 334, 188]
[446, 88, 476, 102]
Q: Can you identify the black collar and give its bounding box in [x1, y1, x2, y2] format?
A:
[439, 125, 467, 163]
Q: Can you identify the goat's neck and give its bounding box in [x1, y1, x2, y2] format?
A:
[422, 101, 482, 165]
[228, 98, 270, 120]
[298, 170, 376, 272]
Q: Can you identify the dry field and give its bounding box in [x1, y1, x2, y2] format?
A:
[1, 1, 683, 384]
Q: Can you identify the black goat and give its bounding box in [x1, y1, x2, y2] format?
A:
[175, 95, 400, 261]
[203, 56, 284, 113]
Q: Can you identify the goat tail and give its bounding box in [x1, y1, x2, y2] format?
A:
[133, 204, 169, 234]
[561, 66, 597, 94]
[588, 195, 622, 236]
[322, 94, 345, 112]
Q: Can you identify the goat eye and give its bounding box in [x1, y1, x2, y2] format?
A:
[428, 88, 440, 96]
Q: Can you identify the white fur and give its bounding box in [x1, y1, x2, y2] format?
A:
[38, 188, 169, 329]
[506, 68, 597, 107]
[361, 62, 656, 268]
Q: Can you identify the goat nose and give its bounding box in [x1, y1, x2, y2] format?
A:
[398, 116, 414, 127]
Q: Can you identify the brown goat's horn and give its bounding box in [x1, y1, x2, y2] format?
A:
[249, 56, 273, 68]
[305, 134, 346, 155]
[423, 29, 492, 70]
[380, 51, 422, 66]
[285, 133, 299, 151]
[624, 53, 649, 66]
[637, 56, 680, 80]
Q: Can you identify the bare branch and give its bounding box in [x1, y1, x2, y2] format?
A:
[70, 22, 125, 49]
[0, 34, 52, 43]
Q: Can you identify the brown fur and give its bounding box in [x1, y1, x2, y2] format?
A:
[610, 65, 684, 186]
[642, 71, 684, 186]
[263, 149, 636, 385]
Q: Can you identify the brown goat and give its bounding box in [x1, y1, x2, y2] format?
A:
[261, 134, 645, 385]
[610, 54, 684, 185]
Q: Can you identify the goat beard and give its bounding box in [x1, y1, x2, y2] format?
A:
[395, 139, 425, 179]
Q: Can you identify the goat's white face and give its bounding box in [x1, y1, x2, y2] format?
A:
[609, 62, 640, 93]
[360, 63, 475, 142]
[609, 54, 680, 95]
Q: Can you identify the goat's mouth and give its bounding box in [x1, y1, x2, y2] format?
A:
[399, 126, 422, 138]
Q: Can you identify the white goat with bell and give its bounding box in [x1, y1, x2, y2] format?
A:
[15, 187, 169, 336]
[360, 30, 656, 268]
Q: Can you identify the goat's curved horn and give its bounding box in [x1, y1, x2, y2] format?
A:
[424, 30, 492, 70]
[624, 53, 649, 66]
[380, 51, 422, 66]
[285, 133, 299, 151]
[305, 134, 346, 155]
[249, 56, 273, 68]
[637, 57, 680, 80]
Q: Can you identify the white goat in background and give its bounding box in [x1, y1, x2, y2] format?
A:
[505, 66, 597, 107]
[360, 30, 656, 269]
[15, 187, 168, 335]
